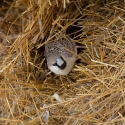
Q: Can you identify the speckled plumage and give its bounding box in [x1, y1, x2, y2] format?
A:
[45, 37, 77, 75]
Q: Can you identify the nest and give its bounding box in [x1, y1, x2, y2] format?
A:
[0, 0, 125, 124]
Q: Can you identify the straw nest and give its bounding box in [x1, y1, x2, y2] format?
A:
[0, 0, 125, 124]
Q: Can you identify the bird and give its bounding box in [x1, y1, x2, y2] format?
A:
[44, 36, 77, 75]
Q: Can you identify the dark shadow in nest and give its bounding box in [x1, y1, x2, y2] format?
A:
[0, 0, 14, 16]
[29, 45, 46, 81]
[66, 22, 86, 65]
[0, 0, 14, 7]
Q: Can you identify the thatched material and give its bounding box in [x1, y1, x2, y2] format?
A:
[0, 0, 125, 124]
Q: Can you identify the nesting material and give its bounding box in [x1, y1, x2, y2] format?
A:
[0, 0, 125, 124]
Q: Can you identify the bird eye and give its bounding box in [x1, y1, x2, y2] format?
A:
[52, 57, 67, 70]
[53, 63, 57, 66]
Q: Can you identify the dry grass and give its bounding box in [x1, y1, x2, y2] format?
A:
[0, 0, 125, 124]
